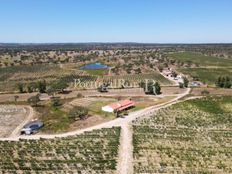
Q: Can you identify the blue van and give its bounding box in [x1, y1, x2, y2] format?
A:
[21, 120, 44, 135]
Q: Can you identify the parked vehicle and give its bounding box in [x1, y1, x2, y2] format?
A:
[21, 120, 43, 135]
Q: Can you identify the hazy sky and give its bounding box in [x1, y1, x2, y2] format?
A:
[0, 0, 232, 43]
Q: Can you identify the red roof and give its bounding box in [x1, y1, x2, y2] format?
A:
[106, 99, 135, 111]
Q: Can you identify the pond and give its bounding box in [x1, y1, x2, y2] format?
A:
[80, 62, 109, 69]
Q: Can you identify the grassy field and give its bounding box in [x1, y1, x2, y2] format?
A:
[179, 67, 232, 85]
[102, 73, 172, 87]
[84, 68, 107, 76]
[35, 105, 71, 133]
[34, 97, 114, 133]
[0, 64, 72, 92]
[169, 52, 232, 67]
[133, 96, 232, 174]
[0, 64, 66, 81]
[0, 127, 121, 173]
[0, 63, 171, 92]
[169, 52, 232, 85]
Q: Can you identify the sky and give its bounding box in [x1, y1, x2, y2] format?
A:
[0, 0, 232, 43]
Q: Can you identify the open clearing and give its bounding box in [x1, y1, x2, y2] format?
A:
[58, 95, 176, 133]
[0, 105, 27, 137]
[0, 86, 185, 103]
[191, 87, 232, 96]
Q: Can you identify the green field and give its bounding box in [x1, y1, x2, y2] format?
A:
[179, 68, 232, 85]
[169, 52, 232, 67]
[169, 52, 232, 85]
[35, 105, 71, 133]
[0, 64, 71, 92]
[0, 63, 171, 92]
[102, 73, 172, 86]
[85, 68, 107, 76]
[0, 127, 120, 173]
[133, 96, 232, 174]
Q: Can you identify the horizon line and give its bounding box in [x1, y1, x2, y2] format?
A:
[0, 42, 232, 45]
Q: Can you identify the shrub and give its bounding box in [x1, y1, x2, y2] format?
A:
[201, 90, 210, 95]
[69, 106, 89, 121]
[215, 76, 231, 88]
[76, 93, 83, 98]
[17, 83, 24, 93]
[50, 97, 61, 107]
[27, 94, 40, 106]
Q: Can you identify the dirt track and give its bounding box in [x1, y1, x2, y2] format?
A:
[0, 86, 186, 103]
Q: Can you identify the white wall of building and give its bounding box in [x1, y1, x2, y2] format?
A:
[102, 106, 114, 113]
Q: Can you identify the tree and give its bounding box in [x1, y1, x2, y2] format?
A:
[140, 81, 161, 95]
[27, 94, 40, 107]
[37, 80, 46, 93]
[224, 76, 232, 88]
[157, 65, 164, 72]
[179, 82, 184, 88]
[154, 82, 161, 95]
[69, 106, 88, 121]
[50, 81, 68, 93]
[27, 82, 37, 93]
[171, 71, 178, 78]
[46, 88, 56, 96]
[183, 77, 189, 88]
[216, 76, 223, 88]
[201, 90, 210, 95]
[50, 97, 61, 107]
[17, 83, 24, 93]
[77, 93, 83, 98]
[27, 85, 33, 93]
[216, 76, 231, 88]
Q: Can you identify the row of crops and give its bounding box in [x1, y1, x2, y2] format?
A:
[132, 96, 232, 174]
[0, 127, 121, 173]
[67, 73, 171, 89]
[101, 73, 171, 87]
[0, 62, 171, 91]
[0, 64, 63, 81]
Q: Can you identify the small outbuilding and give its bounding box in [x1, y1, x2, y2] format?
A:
[102, 99, 135, 113]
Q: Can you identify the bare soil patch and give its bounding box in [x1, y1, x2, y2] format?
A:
[69, 115, 113, 131]
[0, 105, 27, 137]
[191, 87, 232, 96]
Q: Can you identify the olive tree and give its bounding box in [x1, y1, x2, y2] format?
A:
[69, 106, 88, 121]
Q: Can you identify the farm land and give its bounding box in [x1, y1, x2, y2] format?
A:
[1, 44, 232, 91]
[0, 127, 121, 173]
[167, 52, 232, 85]
[0, 44, 232, 173]
[133, 96, 232, 174]
[0, 44, 232, 134]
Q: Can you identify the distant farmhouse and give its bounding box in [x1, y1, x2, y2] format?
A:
[102, 99, 135, 113]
